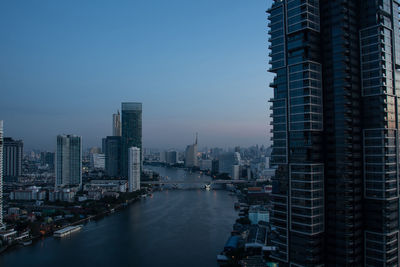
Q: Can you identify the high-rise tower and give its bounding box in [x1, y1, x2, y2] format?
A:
[113, 110, 121, 136]
[0, 121, 3, 227]
[56, 135, 82, 188]
[128, 147, 141, 192]
[3, 137, 23, 182]
[268, 0, 400, 266]
[121, 102, 142, 178]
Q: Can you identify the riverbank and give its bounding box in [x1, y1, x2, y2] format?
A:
[0, 189, 149, 255]
[0, 187, 237, 267]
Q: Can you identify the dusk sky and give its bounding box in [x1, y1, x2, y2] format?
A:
[0, 0, 273, 151]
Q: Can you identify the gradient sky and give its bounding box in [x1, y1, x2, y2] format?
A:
[0, 0, 274, 151]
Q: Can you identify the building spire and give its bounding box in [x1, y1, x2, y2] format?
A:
[195, 132, 198, 145]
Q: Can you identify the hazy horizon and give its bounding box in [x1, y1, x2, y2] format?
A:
[0, 0, 273, 151]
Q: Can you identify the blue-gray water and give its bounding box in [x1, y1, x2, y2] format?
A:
[0, 166, 237, 267]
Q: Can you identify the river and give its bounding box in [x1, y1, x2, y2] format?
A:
[0, 166, 237, 267]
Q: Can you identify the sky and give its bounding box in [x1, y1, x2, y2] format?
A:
[0, 0, 274, 151]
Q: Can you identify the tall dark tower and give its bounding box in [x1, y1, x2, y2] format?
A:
[121, 102, 142, 179]
[268, 0, 400, 266]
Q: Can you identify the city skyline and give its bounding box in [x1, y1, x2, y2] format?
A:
[0, 0, 273, 151]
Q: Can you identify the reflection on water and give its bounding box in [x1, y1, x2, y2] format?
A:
[0, 166, 237, 267]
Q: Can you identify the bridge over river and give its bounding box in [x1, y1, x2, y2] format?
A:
[141, 179, 250, 185]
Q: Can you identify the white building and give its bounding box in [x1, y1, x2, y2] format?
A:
[232, 165, 240, 180]
[128, 147, 141, 192]
[90, 153, 105, 169]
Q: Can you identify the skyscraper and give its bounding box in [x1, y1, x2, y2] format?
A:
[0, 121, 3, 227]
[268, 0, 400, 266]
[184, 133, 198, 168]
[128, 147, 140, 192]
[121, 102, 142, 178]
[104, 136, 121, 177]
[113, 110, 121, 136]
[56, 135, 82, 188]
[3, 137, 23, 182]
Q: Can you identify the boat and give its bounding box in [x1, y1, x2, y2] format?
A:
[53, 225, 83, 238]
[205, 184, 211, 191]
[21, 239, 32, 246]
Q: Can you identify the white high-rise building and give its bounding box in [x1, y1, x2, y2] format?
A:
[128, 147, 140, 192]
[56, 135, 82, 188]
[0, 121, 3, 227]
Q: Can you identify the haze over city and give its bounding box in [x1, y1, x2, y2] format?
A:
[0, 0, 272, 150]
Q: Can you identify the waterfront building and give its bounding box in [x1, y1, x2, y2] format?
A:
[218, 152, 239, 177]
[113, 110, 122, 136]
[268, 0, 400, 265]
[128, 147, 140, 192]
[199, 159, 212, 171]
[3, 137, 23, 182]
[56, 135, 82, 188]
[104, 136, 121, 177]
[0, 121, 3, 227]
[184, 134, 198, 168]
[121, 102, 142, 178]
[160, 150, 179, 165]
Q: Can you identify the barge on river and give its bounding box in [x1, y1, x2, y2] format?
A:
[53, 225, 83, 238]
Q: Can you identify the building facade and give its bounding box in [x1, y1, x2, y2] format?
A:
[185, 134, 198, 168]
[40, 151, 55, 170]
[268, 0, 400, 266]
[3, 137, 23, 182]
[113, 110, 121, 136]
[56, 135, 82, 188]
[121, 102, 142, 178]
[0, 121, 3, 226]
[128, 147, 141, 192]
[104, 136, 121, 177]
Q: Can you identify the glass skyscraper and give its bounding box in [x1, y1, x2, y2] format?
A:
[268, 0, 400, 266]
[104, 136, 121, 177]
[121, 102, 142, 179]
[56, 135, 82, 188]
[0, 121, 3, 227]
[3, 137, 23, 182]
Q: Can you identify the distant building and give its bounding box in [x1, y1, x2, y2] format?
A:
[248, 206, 270, 225]
[128, 147, 141, 192]
[160, 150, 179, 165]
[121, 102, 142, 178]
[199, 159, 212, 171]
[218, 152, 236, 176]
[89, 147, 101, 154]
[211, 159, 219, 174]
[0, 121, 3, 226]
[104, 136, 121, 177]
[185, 134, 198, 168]
[10, 186, 46, 201]
[49, 188, 77, 202]
[232, 165, 240, 180]
[113, 110, 121, 136]
[40, 152, 55, 170]
[3, 137, 23, 182]
[56, 135, 82, 188]
[90, 153, 105, 169]
[84, 180, 127, 193]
